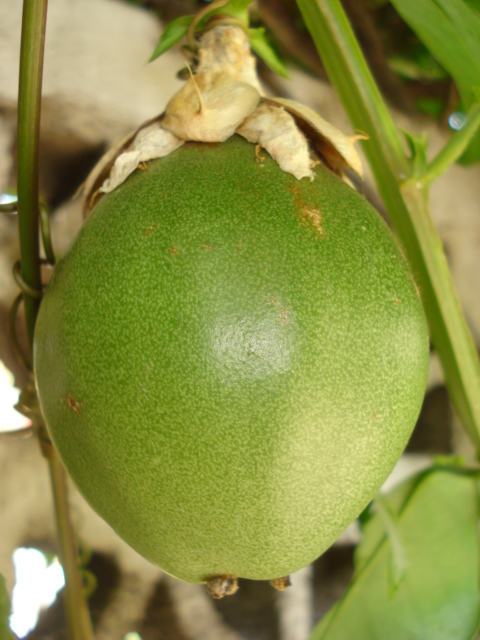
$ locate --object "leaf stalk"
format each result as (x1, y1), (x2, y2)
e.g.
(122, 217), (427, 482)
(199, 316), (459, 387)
(421, 103), (480, 187)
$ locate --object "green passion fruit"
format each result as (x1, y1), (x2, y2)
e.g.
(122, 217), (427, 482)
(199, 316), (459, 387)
(34, 135), (429, 585)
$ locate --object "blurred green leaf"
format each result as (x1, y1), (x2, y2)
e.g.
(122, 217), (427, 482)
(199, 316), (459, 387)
(388, 56), (447, 81)
(389, 0), (480, 162)
(0, 575), (12, 640)
(389, 0), (480, 105)
(249, 28), (291, 78)
(149, 15), (194, 62)
(416, 97), (446, 119)
(310, 468), (480, 640)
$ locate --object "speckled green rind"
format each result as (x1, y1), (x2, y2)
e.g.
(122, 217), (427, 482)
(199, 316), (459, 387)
(34, 135), (429, 583)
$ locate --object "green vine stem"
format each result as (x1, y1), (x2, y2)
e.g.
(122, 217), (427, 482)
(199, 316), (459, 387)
(17, 0), (45, 349)
(420, 102), (480, 188)
(295, 0), (480, 453)
(17, 0), (94, 637)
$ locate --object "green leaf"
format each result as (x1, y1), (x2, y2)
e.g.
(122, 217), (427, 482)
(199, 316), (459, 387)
(310, 468), (480, 640)
(149, 15), (194, 62)
(389, 0), (480, 106)
(0, 575), (12, 640)
(416, 97), (446, 119)
(249, 28), (291, 79)
(388, 56), (447, 82)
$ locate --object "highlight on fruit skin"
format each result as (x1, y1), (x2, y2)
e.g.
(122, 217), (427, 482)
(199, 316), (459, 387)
(33, 20), (430, 596)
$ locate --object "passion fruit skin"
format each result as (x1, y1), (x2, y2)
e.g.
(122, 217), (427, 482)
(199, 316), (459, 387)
(34, 135), (429, 584)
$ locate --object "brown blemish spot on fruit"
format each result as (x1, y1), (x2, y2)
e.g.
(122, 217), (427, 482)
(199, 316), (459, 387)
(288, 185), (323, 238)
(372, 412), (377, 420)
(255, 144), (265, 163)
(144, 224), (157, 236)
(394, 297), (401, 305)
(206, 574), (239, 599)
(169, 247), (178, 254)
(299, 203), (323, 238)
(267, 298), (289, 324)
(63, 392), (83, 418)
(270, 576), (291, 591)
(200, 243), (215, 251)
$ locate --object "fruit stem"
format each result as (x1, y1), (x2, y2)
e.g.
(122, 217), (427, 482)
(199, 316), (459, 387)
(17, 0), (94, 637)
(187, 0), (229, 50)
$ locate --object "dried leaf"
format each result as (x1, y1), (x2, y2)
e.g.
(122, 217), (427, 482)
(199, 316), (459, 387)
(237, 102), (313, 180)
(265, 98), (363, 177)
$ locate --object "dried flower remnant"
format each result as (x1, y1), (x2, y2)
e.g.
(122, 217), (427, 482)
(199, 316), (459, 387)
(270, 576), (292, 590)
(100, 124), (184, 194)
(206, 574), (239, 599)
(82, 25), (362, 216)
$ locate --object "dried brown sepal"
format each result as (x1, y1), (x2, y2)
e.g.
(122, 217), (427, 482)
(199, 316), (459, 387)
(270, 576), (292, 591)
(99, 123), (184, 194)
(205, 574), (239, 599)
(263, 97), (363, 178)
(82, 114), (163, 217)
(237, 102), (313, 180)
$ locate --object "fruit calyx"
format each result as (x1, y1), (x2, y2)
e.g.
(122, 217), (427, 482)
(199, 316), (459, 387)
(206, 574), (239, 599)
(83, 25), (362, 215)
